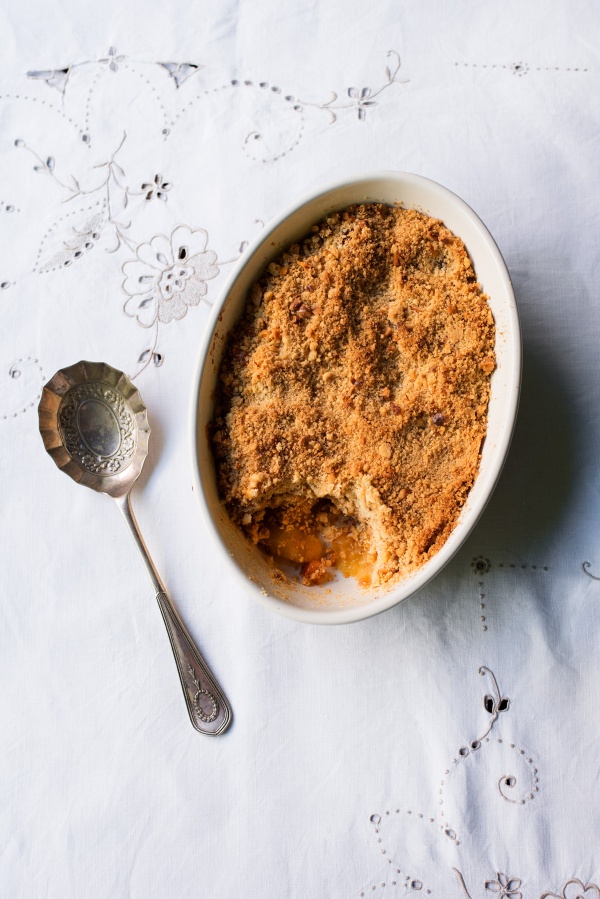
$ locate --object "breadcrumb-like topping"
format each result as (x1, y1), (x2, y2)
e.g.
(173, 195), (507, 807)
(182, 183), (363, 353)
(211, 203), (495, 588)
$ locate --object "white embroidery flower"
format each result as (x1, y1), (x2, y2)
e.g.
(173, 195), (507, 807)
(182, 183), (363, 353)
(141, 173), (172, 202)
(122, 225), (219, 326)
(471, 555), (491, 575)
(99, 46), (126, 72)
(485, 873), (522, 899)
(510, 61), (529, 77)
(541, 880), (600, 899)
(347, 86), (378, 120)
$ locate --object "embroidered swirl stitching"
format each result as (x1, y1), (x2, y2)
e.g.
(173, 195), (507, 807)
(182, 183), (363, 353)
(358, 660), (539, 896)
(454, 871), (600, 899)
(5, 131), (250, 376)
(582, 561), (600, 581)
(0, 358), (44, 422)
(471, 557), (549, 633)
(454, 62), (588, 76)
(0, 47), (407, 384)
(20, 47), (407, 159)
(438, 666), (538, 844)
(363, 809), (440, 894)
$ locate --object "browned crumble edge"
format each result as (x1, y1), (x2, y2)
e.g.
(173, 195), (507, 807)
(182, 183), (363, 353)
(210, 203), (495, 589)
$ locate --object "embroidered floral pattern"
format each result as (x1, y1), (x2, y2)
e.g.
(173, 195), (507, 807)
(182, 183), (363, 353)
(3, 33), (600, 899)
(440, 868), (600, 899)
(457, 667), (510, 753)
(141, 173), (172, 202)
(99, 46), (126, 72)
(3, 48), (408, 383)
(20, 47), (407, 159)
(510, 62), (529, 77)
(359, 662), (539, 897)
(122, 225), (219, 326)
(16, 132), (140, 267)
(455, 870), (523, 899)
(438, 665), (538, 846)
(541, 880), (600, 899)
(299, 50), (407, 124)
(472, 556), (491, 575)
(346, 86), (378, 120)
(11, 130), (250, 377)
(485, 873), (522, 898)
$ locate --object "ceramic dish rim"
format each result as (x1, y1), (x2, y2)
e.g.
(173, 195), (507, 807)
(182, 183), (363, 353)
(189, 171), (521, 625)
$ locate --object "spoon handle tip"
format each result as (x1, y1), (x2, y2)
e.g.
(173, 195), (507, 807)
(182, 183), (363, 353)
(156, 590), (232, 736)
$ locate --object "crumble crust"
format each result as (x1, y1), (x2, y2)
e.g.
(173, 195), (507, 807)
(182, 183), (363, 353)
(210, 203), (495, 588)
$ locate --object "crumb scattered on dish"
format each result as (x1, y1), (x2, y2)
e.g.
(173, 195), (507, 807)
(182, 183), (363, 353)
(211, 203), (495, 589)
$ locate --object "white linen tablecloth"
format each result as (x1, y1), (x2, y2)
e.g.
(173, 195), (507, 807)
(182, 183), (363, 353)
(2, 2), (600, 896)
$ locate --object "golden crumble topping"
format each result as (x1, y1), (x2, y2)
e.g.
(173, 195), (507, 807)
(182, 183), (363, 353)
(210, 203), (495, 589)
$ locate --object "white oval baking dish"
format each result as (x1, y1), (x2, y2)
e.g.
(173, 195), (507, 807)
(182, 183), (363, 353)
(190, 173), (520, 624)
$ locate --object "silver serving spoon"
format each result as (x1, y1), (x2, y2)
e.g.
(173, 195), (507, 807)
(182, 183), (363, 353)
(38, 360), (231, 735)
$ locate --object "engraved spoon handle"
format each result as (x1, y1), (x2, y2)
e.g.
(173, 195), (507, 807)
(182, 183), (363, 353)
(115, 493), (232, 735)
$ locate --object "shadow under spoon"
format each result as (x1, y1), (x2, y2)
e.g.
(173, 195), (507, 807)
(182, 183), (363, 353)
(38, 360), (232, 735)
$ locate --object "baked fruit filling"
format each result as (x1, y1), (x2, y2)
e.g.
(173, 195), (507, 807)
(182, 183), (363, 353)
(210, 203), (495, 590)
(250, 498), (375, 587)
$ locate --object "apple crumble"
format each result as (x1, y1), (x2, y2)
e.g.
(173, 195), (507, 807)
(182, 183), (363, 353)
(210, 203), (495, 589)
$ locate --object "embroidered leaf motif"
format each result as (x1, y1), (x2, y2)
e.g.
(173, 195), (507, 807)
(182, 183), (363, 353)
(159, 62), (201, 88)
(26, 68), (70, 94)
(36, 206), (107, 273)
